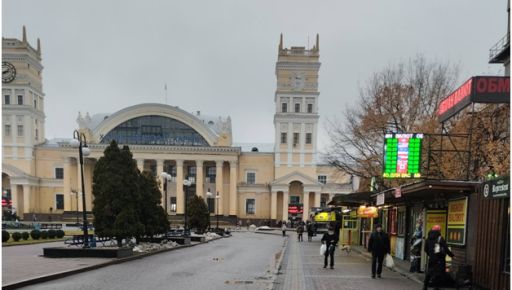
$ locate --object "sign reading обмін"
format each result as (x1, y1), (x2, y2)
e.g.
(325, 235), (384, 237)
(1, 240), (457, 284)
(437, 76), (510, 122)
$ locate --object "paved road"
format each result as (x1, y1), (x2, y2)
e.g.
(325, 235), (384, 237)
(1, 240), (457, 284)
(19, 232), (285, 290)
(275, 233), (422, 290)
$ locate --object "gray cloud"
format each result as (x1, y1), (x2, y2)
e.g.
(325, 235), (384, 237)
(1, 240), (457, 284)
(2, 0), (506, 151)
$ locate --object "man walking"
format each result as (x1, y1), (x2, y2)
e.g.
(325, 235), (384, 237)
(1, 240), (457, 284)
(321, 226), (338, 269)
(368, 224), (390, 278)
(423, 225), (454, 290)
(296, 223), (304, 242)
(281, 222), (287, 237)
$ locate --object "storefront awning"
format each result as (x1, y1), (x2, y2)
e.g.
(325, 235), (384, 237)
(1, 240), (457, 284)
(372, 180), (480, 204)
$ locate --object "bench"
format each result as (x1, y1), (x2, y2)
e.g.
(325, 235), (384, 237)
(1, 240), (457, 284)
(64, 235), (114, 247)
(40, 223), (63, 230)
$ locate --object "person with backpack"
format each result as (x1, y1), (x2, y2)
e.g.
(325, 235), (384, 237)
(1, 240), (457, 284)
(423, 225), (454, 290)
(296, 223), (304, 242)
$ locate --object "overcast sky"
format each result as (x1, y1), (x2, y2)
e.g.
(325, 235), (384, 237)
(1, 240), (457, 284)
(2, 0), (507, 151)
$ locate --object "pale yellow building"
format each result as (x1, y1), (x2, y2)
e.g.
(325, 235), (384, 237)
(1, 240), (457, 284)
(2, 29), (354, 224)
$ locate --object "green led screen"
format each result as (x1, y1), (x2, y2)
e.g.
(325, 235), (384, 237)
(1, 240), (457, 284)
(383, 133), (423, 178)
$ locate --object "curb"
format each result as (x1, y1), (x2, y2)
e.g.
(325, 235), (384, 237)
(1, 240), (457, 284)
(2, 236), (225, 290)
(350, 246), (424, 285)
(270, 236), (289, 290)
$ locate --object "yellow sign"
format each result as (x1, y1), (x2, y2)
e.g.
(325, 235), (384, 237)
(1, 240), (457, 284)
(447, 198), (467, 245)
(357, 206), (378, 218)
(426, 210), (447, 238)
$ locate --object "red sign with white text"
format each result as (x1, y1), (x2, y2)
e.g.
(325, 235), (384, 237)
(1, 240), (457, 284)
(437, 76), (510, 122)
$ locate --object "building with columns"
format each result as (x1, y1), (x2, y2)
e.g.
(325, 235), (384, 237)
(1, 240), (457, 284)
(2, 29), (354, 223)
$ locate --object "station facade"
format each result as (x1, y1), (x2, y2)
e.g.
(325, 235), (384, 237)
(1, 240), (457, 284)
(2, 29), (353, 223)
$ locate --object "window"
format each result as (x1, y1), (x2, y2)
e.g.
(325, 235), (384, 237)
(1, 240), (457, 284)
(35, 129), (39, 141)
(306, 133), (312, 144)
(389, 208), (397, 235)
(4, 95), (10, 105)
(4, 125), (11, 137)
(55, 194), (64, 210)
(55, 168), (64, 179)
(318, 175), (327, 184)
(282, 103), (287, 113)
(280, 132), (287, 144)
(295, 103), (300, 113)
(246, 172), (256, 184)
(17, 125), (23, 137)
(187, 166), (196, 177)
(290, 196), (300, 204)
(17, 95), (23, 105)
(293, 133), (299, 146)
(170, 197), (177, 212)
(307, 103), (313, 113)
(34, 99), (37, 109)
(206, 167), (216, 180)
(246, 199), (255, 214)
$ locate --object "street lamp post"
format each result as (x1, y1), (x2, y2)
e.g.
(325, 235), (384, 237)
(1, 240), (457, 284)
(215, 191), (220, 230)
(70, 130), (91, 248)
(183, 179), (192, 237)
(206, 189), (213, 231)
(75, 192), (80, 225)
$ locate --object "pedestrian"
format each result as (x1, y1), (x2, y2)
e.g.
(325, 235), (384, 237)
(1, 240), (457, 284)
(296, 223), (304, 242)
(321, 226), (338, 269)
(423, 225), (454, 290)
(368, 224), (390, 278)
(307, 222), (314, 242)
(247, 219), (251, 230)
(281, 222), (287, 237)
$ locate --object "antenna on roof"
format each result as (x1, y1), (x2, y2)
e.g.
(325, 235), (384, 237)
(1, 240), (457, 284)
(164, 83), (168, 105)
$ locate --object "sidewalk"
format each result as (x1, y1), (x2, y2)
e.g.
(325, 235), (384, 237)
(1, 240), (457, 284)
(2, 237), (222, 288)
(275, 233), (423, 290)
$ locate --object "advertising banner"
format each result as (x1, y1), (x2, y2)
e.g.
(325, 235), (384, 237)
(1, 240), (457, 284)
(482, 176), (510, 199)
(426, 210), (447, 238)
(357, 206), (378, 218)
(446, 198), (468, 245)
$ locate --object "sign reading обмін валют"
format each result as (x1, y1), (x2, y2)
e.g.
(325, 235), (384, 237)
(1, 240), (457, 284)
(482, 176), (510, 199)
(437, 76), (510, 122)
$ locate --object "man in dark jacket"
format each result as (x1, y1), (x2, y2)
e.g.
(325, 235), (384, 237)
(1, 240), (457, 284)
(321, 226), (338, 269)
(368, 224), (390, 278)
(423, 225), (454, 290)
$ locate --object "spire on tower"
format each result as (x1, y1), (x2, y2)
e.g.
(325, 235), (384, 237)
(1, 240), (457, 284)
(22, 25), (27, 43)
(37, 38), (41, 56)
(279, 33), (283, 51)
(315, 34), (319, 51)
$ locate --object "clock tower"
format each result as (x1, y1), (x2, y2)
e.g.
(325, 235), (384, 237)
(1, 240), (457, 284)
(2, 26), (45, 172)
(274, 34), (321, 179)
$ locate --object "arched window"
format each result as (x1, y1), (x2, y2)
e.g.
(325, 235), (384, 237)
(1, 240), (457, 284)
(100, 115), (209, 146)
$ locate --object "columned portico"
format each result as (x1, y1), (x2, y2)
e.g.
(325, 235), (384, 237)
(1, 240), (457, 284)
(23, 184), (31, 214)
(282, 191), (289, 221)
(229, 161), (237, 216)
(314, 192), (321, 207)
(176, 160), (184, 214)
(215, 160), (224, 215)
(302, 192), (309, 221)
(271, 191), (277, 220)
(196, 160), (204, 198)
(63, 157), (72, 211)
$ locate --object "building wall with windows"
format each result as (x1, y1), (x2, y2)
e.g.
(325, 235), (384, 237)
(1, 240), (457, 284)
(2, 30), (354, 222)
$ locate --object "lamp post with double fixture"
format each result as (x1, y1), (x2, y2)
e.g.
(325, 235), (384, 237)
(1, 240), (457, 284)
(183, 179), (192, 237)
(69, 130), (91, 248)
(160, 172), (172, 215)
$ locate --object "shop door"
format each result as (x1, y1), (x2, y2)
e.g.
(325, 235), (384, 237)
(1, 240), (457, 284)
(341, 211), (359, 246)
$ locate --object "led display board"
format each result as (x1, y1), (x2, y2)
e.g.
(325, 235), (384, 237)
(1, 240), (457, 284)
(383, 133), (423, 178)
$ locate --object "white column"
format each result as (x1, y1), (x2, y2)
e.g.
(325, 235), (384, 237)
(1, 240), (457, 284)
(156, 159), (164, 205)
(23, 185), (31, 214)
(303, 192), (310, 221)
(176, 160), (184, 214)
(196, 160), (204, 198)
(63, 157), (72, 211)
(271, 191), (277, 220)
(215, 160), (224, 215)
(136, 158), (144, 173)
(282, 191), (289, 221)
(229, 161), (238, 216)
(314, 192), (321, 207)
(11, 185), (19, 218)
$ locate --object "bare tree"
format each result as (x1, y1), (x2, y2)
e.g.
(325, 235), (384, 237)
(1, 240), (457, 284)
(324, 55), (460, 190)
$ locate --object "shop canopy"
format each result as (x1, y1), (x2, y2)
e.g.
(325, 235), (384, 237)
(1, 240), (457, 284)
(328, 191), (373, 207)
(371, 180), (480, 204)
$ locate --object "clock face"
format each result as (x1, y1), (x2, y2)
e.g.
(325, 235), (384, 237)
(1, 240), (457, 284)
(292, 73), (305, 90)
(2, 62), (16, 83)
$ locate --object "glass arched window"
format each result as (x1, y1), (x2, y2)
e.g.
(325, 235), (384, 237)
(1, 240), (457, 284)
(100, 115), (209, 146)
